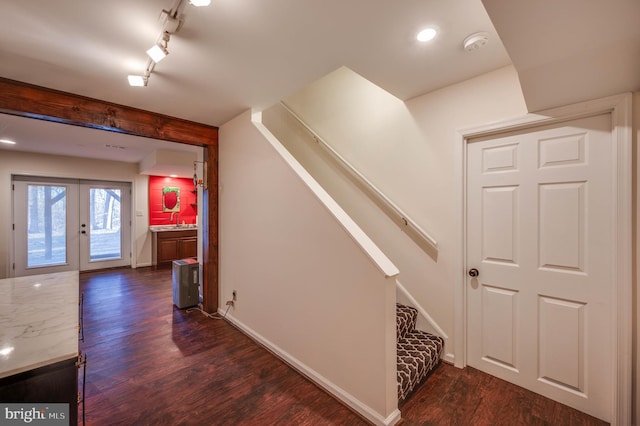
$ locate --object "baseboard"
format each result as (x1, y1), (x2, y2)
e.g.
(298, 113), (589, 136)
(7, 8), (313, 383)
(444, 353), (455, 365)
(221, 310), (402, 426)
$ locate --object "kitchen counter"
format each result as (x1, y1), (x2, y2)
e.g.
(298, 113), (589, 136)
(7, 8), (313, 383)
(0, 271), (79, 379)
(149, 224), (198, 232)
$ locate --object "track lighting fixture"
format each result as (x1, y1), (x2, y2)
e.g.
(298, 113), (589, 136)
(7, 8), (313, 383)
(146, 44), (168, 63)
(127, 0), (210, 87)
(147, 32), (170, 63)
(127, 74), (148, 87)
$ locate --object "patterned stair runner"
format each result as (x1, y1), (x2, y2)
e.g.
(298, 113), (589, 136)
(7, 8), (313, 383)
(397, 303), (444, 401)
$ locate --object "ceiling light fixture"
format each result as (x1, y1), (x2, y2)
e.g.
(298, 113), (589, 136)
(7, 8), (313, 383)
(147, 32), (170, 63)
(128, 74), (148, 87)
(147, 44), (168, 63)
(417, 27), (437, 42)
(0, 139), (16, 145)
(128, 0), (210, 88)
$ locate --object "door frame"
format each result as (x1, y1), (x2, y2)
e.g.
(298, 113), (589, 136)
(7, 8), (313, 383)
(454, 93), (632, 425)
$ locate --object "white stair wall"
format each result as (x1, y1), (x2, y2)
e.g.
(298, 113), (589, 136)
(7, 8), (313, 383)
(219, 109), (401, 425)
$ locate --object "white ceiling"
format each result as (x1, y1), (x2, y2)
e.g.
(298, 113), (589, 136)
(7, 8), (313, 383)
(483, 0), (640, 112)
(0, 113), (201, 173)
(0, 0), (638, 170)
(0, 0), (511, 127)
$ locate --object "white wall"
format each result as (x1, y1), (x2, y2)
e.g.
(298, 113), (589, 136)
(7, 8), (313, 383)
(219, 110), (400, 425)
(0, 150), (151, 277)
(277, 65), (528, 362)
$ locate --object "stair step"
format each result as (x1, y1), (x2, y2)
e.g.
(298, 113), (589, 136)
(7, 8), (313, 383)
(396, 303), (418, 340)
(396, 304), (444, 402)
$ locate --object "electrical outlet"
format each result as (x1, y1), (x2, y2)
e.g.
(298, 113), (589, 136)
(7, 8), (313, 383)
(232, 290), (237, 301)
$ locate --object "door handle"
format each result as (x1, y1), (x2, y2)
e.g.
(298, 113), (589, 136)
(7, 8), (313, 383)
(468, 268), (479, 277)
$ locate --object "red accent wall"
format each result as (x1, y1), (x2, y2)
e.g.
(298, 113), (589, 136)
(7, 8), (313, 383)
(149, 176), (198, 226)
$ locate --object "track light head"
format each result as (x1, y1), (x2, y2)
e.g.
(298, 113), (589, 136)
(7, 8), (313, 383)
(147, 44), (168, 63)
(127, 74), (148, 87)
(147, 32), (170, 63)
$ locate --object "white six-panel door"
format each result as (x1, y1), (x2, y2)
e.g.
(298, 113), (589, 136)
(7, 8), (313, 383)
(466, 113), (613, 421)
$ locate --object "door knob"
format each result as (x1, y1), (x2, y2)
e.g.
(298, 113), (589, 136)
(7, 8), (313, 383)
(468, 268), (479, 277)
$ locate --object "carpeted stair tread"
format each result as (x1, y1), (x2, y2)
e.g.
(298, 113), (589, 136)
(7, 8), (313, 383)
(396, 303), (418, 340)
(396, 304), (444, 401)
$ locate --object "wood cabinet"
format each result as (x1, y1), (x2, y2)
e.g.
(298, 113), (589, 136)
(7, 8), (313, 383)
(154, 230), (197, 266)
(0, 357), (78, 425)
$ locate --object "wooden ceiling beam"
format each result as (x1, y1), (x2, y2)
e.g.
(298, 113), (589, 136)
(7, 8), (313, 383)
(0, 77), (218, 146)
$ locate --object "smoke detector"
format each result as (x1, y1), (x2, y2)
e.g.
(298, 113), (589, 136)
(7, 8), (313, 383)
(463, 32), (489, 51)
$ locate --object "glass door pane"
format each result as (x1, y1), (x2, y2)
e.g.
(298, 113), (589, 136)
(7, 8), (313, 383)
(12, 177), (79, 277)
(89, 188), (122, 261)
(79, 181), (131, 271)
(27, 185), (67, 267)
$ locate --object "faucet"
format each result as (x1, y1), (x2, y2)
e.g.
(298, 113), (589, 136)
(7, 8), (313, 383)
(170, 212), (179, 225)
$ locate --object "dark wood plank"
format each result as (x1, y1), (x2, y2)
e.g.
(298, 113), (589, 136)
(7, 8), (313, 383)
(80, 268), (609, 425)
(0, 78), (219, 314)
(0, 78), (218, 146)
(202, 144), (219, 313)
(79, 267), (365, 425)
(400, 363), (609, 426)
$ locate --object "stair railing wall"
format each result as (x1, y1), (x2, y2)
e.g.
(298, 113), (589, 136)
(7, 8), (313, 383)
(280, 101), (438, 260)
(219, 110), (401, 425)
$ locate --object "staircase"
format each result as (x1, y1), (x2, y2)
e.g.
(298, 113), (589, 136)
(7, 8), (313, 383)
(396, 303), (444, 401)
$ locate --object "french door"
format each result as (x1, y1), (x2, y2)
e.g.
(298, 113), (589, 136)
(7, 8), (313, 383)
(12, 177), (131, 276)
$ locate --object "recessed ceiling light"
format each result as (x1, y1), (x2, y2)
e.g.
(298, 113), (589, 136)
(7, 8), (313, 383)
(190, 0), (211, 6)
(0, 139), (16, 145)
(417, 28), (437, 42)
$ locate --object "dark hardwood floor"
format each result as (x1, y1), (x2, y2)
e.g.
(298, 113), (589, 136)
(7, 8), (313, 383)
(79, 267), (608, 426)
(400, 365), (607, 426)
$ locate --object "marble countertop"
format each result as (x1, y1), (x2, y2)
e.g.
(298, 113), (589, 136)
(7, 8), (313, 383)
(149, 224), (198, 233)
(0, 271), (79, 379)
